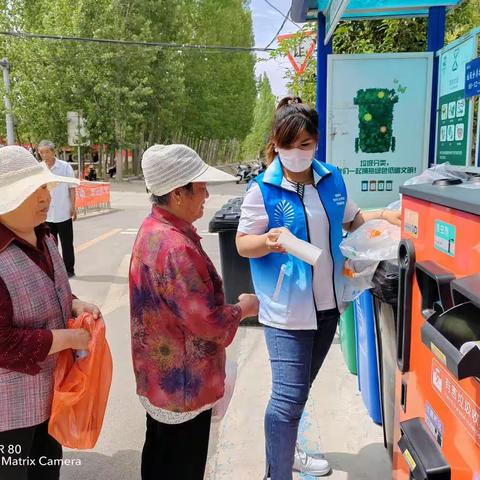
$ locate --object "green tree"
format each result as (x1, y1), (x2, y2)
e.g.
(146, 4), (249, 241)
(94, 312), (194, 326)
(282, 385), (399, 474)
(181, 0), (257, 140)
(0, 0), (257, 159)
(241, 73), (276, 159)
(0, 0), (159, 150)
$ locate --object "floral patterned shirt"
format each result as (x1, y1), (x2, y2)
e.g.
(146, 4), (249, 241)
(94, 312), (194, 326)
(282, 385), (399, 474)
(129, 206), (242, 413)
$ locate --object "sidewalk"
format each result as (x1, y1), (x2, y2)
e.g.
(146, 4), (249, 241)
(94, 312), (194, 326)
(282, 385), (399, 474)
(205, 327), (391, 480)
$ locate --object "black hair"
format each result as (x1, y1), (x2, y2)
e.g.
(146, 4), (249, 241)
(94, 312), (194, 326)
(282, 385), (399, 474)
(266, 96), (318, 164)
(149, 183), (194, 206)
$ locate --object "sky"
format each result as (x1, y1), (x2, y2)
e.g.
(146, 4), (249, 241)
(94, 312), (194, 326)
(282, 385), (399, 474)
(250, 0), (301, 97)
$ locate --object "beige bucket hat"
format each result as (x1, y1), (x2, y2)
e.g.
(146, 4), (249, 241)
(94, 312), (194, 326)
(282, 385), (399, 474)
(142, 144), (236, 197)
(0, 145), (79, 215)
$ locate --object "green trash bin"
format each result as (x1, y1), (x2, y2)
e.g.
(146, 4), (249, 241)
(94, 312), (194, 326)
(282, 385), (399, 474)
(339, 302), (357, 375)
(354, 88), (399, 154)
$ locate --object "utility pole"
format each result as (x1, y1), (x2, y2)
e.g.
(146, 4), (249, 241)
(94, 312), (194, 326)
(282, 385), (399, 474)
(0, 58), (15, 145)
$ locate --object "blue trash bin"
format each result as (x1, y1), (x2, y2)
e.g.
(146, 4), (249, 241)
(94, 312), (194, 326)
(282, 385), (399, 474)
(354, 290), (382, 425)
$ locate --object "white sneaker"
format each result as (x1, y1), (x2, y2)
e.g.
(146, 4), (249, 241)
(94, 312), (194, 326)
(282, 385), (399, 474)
(293, 444), (331, 476)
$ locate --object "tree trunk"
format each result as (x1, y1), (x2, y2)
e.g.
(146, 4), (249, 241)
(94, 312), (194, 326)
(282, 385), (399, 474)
(115, 148), (123, 182)
(134, 145), (143, 176)
(114, 117), (124, 181)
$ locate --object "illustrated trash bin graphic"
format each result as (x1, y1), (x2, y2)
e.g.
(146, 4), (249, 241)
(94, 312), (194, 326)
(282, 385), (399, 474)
(371, 259), (399, 459)
(354, 88), (399, 154)
(353, 290), (382, 425)
(209, 197), (258, 325)
(339, 302), (357, 375)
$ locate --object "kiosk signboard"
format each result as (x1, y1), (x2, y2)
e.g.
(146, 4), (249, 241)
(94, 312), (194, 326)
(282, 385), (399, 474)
(436, 31), (478, 166)
(327, 53), (433, 209)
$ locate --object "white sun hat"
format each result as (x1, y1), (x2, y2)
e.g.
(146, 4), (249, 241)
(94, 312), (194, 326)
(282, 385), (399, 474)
(0, 145), (79, 215)
(142, 144), (236, 197)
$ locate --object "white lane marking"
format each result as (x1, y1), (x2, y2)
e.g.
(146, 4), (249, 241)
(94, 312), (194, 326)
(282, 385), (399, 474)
(100, 254), (131, 317)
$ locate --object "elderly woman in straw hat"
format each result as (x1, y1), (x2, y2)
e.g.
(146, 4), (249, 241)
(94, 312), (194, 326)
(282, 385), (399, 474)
(0, 146), (101, 480)
(130, 144), (259, 480)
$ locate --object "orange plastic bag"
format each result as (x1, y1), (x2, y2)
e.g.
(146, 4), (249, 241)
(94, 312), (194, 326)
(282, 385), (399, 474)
(48, 312), (113, 449)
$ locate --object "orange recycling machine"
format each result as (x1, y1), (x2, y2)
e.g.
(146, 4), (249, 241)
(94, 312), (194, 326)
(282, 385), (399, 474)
(392, 178), (480, 480)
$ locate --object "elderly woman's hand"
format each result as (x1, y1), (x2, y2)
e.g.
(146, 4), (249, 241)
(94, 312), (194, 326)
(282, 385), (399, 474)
(238, 294), (259, 320)
(72, 299), (102, 320)
(49, 328), (91, 355)
(70, 328), (91, 350)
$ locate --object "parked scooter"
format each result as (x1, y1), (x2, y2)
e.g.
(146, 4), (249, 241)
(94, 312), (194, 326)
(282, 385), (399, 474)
(250, 161), (265, 178)
(236, 164), (253, 184)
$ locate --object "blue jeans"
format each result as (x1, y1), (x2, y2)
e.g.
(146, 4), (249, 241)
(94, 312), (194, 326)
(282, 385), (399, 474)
(264, 309), (339, 480)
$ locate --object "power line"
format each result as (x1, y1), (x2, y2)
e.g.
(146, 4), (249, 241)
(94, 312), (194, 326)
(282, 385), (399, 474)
(264, 7), (291, 49)
(262, 0), (300, 29)
(0, 31), (275, 53)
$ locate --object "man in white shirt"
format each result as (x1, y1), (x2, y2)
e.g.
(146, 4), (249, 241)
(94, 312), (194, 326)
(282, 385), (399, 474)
(38, 140), (77, 277)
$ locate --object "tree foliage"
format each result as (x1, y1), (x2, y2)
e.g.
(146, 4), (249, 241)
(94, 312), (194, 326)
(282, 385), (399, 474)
(0, 0), (256, 156)
(241, 73), (276, 159)
(181, 0), (256, 140)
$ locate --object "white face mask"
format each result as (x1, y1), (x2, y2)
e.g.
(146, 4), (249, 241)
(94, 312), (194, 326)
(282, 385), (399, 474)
(277, 147), (315, 173)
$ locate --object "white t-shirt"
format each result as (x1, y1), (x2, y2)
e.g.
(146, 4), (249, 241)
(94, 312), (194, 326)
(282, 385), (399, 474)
(46, 159), (76, 223)
(237, 178), (359, 311)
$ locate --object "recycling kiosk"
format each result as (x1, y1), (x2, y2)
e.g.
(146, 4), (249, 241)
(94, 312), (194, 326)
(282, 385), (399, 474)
(393, 178), (480, 479)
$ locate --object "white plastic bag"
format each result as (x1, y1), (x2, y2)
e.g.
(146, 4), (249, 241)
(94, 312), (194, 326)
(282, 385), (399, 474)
(340, 219), (400, 302)
(404, 162), (468, 186)
(386, 199), (401, 211)
(212, 357), (237, 422)
(389, 163), (469, 210)
(340, 219), (400, 261)
(342, 259), (379, 302)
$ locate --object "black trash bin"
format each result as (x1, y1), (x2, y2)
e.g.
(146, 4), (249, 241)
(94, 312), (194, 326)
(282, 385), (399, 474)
(371, 259), (399, 460)
(209, 197), (258, 325)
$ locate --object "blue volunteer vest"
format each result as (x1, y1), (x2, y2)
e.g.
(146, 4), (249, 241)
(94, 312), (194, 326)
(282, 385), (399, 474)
(249, 157), (347, 329)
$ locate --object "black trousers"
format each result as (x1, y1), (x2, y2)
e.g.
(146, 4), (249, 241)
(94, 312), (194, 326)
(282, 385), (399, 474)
(0, 420), (63, 480)
(141, 410), (212, 480)
(47, 219), (75, 274)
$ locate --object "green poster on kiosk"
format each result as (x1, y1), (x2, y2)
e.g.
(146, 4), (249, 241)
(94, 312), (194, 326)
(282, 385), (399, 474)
(436, 90), (470, 165)
(436, 29), (479, 166)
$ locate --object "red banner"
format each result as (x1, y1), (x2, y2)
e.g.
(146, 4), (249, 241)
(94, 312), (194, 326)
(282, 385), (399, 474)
(76, 181), (110, 210)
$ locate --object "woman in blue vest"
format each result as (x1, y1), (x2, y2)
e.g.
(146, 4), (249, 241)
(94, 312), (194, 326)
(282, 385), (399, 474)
(236, 97), (400, 480)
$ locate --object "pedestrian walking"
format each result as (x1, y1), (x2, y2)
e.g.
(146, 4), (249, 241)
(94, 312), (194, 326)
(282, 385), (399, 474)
(38, 140), (77, 277)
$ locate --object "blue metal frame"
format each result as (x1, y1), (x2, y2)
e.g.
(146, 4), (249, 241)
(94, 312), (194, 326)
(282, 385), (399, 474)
(427, 6), (446, 165)
(291, 0), (465, 22)
(316, 13), (332, 162)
